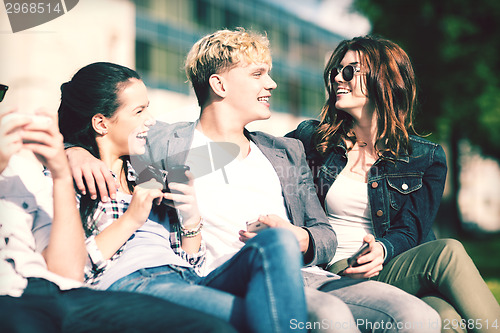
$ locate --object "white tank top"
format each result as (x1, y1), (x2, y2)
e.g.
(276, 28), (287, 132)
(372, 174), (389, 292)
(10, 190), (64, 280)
(324, 173), (374, 265)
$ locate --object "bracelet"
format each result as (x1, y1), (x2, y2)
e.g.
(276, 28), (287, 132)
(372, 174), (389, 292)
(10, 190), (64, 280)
(180, 217), (204, 238)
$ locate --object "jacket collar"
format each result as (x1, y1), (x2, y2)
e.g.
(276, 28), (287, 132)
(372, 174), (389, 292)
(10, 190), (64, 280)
(332, 140), (410, 163)
(166, 124), (291, 178)
(165, 123), (290, 168)
(247, 130), (287, 161)
(166, 122), (197, 167)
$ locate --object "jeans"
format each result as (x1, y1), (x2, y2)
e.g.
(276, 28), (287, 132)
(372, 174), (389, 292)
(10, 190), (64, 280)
(375, 239), (500, 333)
(304, 287), (360, 332)
(303, 272), (441, 332)
(329, 239), (500, 333)
(0, 277), (236, 333)
(109, 228), (308, 333)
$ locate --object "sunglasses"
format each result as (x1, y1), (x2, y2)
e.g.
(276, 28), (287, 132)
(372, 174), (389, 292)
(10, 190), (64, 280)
(331, 64), (362, 82)
(0, 84), (7, 103)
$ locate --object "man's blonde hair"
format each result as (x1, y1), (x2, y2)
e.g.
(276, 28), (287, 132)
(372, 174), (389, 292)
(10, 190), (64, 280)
(185, 28), (272, 107)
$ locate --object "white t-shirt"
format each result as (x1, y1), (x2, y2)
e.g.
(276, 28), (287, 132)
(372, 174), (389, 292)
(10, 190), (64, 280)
(0, 154), (82, 297)
(187, 130), (289, 275)
(324, 173), (374, 266)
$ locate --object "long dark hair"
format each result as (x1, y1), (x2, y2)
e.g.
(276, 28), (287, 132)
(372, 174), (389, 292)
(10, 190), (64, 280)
(58, 62), (141, 235)
(315, 35), (417, 158)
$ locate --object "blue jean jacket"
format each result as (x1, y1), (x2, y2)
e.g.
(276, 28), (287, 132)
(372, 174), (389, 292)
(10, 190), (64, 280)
(286, 120), (447, 263)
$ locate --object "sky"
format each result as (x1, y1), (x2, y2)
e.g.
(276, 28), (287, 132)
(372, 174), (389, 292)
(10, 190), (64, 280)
(263, 0), (371, 38)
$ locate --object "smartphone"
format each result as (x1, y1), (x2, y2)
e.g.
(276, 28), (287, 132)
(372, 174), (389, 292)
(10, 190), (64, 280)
(246, 218), (270, 233)
(346, 243), (370, 268)
(162, 165), (190, 205)
(166, 165), (190, 185)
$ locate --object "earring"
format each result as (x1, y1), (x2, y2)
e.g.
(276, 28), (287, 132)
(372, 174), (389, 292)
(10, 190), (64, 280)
(101, 130), (108, 135)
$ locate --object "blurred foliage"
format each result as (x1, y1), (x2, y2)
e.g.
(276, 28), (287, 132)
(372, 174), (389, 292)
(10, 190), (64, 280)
(352, 0), (500, 159)
(486, 279), (500, 303)
(462, 233), (500, 299)
(462, 233), (500, 278)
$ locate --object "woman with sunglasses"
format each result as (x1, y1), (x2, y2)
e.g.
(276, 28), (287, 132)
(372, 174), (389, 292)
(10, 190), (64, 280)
(287, 35), (499, 332)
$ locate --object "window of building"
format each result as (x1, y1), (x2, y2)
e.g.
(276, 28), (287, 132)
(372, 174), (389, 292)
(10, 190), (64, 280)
(193, 0), (210, 27)
(136, 40), (151, 73)
(135, 0), (151, 10)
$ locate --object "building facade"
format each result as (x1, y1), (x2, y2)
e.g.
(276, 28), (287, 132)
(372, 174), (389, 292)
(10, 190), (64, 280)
(133, 0), (344, 123)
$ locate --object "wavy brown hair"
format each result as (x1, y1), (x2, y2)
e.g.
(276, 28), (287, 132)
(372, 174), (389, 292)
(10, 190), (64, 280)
(315, 35), (417, 158)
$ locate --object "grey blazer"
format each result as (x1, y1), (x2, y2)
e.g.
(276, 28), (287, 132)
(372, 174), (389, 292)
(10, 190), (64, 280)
(142, 121), (337, 267)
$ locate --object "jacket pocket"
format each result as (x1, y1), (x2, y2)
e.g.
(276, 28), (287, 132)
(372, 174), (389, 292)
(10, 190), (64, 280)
(10, 195), (37, 212)
(386, 174), (422, 211)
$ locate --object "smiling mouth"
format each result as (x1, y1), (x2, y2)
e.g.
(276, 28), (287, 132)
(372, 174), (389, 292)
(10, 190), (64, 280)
(136, 132), (148, 139)
(336, 88), (350, 95)
(258, 96), (270, 102)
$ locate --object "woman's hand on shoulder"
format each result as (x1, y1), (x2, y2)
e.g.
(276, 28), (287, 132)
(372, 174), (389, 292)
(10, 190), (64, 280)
(342, 234), (384, 279)
(66, 146), (118, 202)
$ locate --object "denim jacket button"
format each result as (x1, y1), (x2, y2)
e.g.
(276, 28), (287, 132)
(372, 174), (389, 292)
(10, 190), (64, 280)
(371, 182), (378, 189)
(401, 183), (408, 190)
(376, 210), (384, 217)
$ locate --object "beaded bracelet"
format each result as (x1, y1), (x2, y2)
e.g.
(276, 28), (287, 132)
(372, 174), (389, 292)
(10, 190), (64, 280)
(180, 217), (204, 238)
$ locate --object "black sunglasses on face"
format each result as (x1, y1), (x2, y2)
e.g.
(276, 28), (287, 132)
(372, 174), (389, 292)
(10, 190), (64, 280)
(0, 84), (7, 103)
(331, 64), (362, 82)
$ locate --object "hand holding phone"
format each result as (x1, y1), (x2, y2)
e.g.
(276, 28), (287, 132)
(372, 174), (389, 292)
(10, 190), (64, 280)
(246, 218), (270, 233)
(346, 243), (370, 268)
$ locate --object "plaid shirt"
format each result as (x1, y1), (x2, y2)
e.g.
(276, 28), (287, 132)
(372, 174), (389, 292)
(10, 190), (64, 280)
(82, 162), (205, 285)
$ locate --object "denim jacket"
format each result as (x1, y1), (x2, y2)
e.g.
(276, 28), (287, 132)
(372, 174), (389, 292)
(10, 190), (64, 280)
(286, 120), (447, 263)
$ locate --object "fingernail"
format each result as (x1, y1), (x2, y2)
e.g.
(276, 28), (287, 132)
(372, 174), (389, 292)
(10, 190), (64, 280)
(110, 193), (116, 200)
(81, 190), (86, 195)
(91, 195), (97, 200)
(102, 196), (109, 203)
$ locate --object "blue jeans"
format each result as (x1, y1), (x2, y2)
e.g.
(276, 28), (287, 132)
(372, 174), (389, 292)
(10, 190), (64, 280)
(304, 273), (442, 332)
(304, 287), (359, 332)
(109, 228), (308, 333)
(0, 277), (236, 333)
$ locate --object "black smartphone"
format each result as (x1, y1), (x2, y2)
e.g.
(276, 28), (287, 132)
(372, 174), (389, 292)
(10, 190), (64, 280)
(162, 165), (190, 205)
(346, 243), (370, 268)
(166, 165), (190, 185)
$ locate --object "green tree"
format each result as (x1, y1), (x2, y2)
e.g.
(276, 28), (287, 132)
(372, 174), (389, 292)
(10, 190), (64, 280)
(352, 0), (500, 234)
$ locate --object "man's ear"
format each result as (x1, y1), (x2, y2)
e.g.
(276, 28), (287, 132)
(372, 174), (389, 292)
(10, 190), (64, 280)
(92, 114), (109, 136)
(208, 74), (226, 98)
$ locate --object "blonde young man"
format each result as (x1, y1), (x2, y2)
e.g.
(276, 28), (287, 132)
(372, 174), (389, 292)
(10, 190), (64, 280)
(66, 29), (440, 332)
